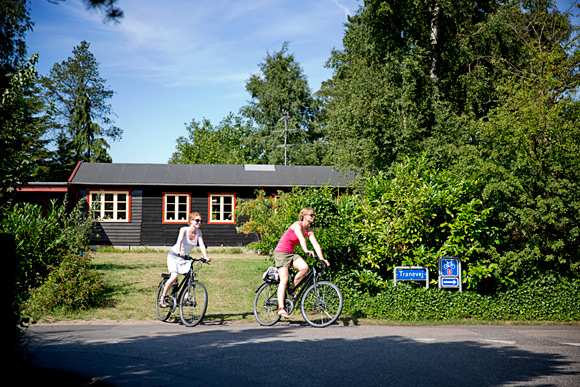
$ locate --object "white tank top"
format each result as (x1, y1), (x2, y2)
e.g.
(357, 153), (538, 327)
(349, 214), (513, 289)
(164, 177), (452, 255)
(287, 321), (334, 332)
(171, 228), (199, 256)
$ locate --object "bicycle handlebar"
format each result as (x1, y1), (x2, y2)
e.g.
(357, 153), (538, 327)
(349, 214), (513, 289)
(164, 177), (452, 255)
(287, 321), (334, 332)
(184, 255), (210, 264)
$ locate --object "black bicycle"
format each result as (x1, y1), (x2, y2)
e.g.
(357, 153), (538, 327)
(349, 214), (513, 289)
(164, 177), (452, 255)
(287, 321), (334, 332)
(156, 256), (209, 327)
(253, 256), (343, 328)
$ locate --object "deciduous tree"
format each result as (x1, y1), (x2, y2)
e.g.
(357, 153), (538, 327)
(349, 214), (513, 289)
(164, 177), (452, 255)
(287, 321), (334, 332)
(170, 113), (259, 165)
(241, 42), (324, 165)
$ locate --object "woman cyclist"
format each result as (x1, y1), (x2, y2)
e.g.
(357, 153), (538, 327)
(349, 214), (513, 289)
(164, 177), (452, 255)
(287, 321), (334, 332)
(273, 207), (329, 318)
(159, 212), (210, 308)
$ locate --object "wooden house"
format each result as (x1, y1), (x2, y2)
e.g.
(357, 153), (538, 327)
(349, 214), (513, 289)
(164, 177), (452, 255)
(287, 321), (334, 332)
(42, 162), (355, 247)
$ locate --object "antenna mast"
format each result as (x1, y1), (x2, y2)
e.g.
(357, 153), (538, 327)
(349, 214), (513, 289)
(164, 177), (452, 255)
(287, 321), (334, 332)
(274, 110), (298, 165)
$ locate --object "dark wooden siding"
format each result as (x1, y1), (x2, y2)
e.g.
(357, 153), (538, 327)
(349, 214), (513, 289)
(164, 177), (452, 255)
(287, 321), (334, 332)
(82, 185), (284, 247)
(138, 186), (262, 247)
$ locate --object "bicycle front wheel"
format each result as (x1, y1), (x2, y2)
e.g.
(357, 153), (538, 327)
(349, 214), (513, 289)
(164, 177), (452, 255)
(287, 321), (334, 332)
(156, 278), (174, 321)
(301, 280), (343, 327)
(254, 282), (281, 326)
(179, 281), (208, 327)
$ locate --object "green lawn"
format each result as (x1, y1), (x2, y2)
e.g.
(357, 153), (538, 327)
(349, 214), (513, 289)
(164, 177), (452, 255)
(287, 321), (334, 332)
(31, 251), (303, 324)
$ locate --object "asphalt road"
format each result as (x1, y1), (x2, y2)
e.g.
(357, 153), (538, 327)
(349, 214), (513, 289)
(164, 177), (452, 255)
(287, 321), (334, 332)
(24, 321), (580, 386)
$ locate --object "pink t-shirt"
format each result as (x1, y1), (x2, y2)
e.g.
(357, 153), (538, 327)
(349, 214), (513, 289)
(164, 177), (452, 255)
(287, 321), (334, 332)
(274, 221), (311, 253)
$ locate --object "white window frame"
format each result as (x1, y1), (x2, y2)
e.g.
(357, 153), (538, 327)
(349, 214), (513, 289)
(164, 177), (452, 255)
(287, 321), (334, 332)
(88, 190), (130, 222)
(208, 193), (236, 224)
(163, 193), (191, 224)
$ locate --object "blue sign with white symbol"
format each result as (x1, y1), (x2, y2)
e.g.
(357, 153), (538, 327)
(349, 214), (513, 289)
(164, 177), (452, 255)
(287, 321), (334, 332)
(441, 259), (458, 276)
(438, 256), (462, 291)
(441, 278), (459, 287)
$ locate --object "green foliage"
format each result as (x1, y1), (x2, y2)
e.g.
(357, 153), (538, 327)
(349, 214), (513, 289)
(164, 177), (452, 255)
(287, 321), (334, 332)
(0, 197), (94, 308)
(236, 185), (357, 262)
(236, 155), (505, 292)
(170, 113), (260, 164)
(322, 0), (509, 172)
(0, 0), (33, 72)
(0, 53), (46, 205)
(69, 83), (112, 162)
(25, 254), (105, 314)
(450, 2), (580, 280)
(354, 154), (501, 290)
(315, 0), (580, 294)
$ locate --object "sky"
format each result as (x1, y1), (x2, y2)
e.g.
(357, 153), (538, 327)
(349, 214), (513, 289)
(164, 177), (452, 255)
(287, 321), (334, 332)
(26, 0), (361, 164)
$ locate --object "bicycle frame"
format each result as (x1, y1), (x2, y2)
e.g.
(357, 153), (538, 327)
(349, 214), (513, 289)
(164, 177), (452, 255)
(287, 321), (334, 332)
(287, 260), (324, 304)
(254, 258), (326, 315)
(164, 258), (203, 308)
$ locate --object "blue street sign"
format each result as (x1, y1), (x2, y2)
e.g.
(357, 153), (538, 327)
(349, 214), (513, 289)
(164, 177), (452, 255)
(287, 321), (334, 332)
(396, 269), (427, 280)
(441, 277), (459, 287)
(394, 266), (429, 288)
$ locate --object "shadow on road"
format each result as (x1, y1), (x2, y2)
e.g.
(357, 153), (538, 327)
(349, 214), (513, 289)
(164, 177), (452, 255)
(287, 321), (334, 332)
(25, 324), (579, 387)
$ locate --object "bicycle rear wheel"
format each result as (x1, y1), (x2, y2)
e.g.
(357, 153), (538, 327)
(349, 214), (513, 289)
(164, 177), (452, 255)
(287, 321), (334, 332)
(156, 278), (174, 321)
(301, 280), (343, 327)
(254, 282), (281, 326)
(179, 281), (208, 327)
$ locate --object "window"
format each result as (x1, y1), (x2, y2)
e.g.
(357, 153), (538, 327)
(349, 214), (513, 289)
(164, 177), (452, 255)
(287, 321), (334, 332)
(209, 193), (235, 224)
(89, 190), (130, 222)
(163, 193), (190, 223)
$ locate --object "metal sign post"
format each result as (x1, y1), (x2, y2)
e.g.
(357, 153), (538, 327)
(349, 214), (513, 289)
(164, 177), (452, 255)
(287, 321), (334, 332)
(438, 256), (462, 291)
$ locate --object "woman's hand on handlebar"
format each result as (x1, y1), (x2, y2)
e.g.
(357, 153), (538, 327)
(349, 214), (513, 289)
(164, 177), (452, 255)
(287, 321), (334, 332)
(307, 251), (329, 267)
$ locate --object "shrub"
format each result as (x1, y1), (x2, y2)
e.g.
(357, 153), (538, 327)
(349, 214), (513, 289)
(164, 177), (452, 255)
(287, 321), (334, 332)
(352, 154), (501, 291)
(236, 154), (578, 295)
(25, 254), (105, 315)
(236, 185), (360, 268)
(0, 196), (94, 319)
(335, 275), (580, 322)
(236, 155), (504, 292)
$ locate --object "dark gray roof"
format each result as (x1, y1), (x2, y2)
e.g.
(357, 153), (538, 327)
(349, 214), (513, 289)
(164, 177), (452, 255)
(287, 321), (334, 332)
(69, 163), (355, 188)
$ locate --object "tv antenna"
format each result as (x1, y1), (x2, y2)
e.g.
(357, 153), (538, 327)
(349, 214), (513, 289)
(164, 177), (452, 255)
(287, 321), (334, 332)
(274, 110), (299, 165)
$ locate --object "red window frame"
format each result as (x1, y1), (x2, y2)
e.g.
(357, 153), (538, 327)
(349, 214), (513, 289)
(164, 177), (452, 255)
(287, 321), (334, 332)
(207, 193), (236, 224)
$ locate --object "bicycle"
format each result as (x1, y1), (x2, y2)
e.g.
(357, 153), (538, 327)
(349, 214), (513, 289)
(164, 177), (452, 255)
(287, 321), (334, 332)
(253, 255), (343, 328)
(156, 256), (209, 327)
